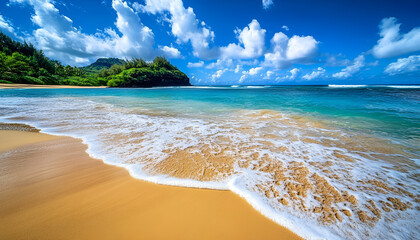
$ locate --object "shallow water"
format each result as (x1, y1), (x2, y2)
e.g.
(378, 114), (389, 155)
(1, 85), (419, 239)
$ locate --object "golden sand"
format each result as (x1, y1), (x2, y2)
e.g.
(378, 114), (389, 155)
(0, 130), (60, 152)
(0, 83), (107, 89)
(0, 130), (301, 240)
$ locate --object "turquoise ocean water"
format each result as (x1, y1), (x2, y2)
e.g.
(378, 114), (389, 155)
(1, 85), (419, 239)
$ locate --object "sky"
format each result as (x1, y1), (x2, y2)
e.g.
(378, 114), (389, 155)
(1, 0), (420, 85)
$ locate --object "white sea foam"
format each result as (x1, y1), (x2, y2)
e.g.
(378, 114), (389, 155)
(177, 86), (235, 89)
(1, 96), (419, 240)
(228, 176), (342, 240)
(328, 84), (420, 89)
(328, 84), (368, 88)
(386, 85), (420, 89)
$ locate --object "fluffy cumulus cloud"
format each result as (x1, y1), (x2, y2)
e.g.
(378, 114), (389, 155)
(159, 45), (181, 58)
(234, 64), (242, 73)
(211, 69), (226, 81)
(111, 0), (154, 57)
(8, 0), (184, 65)
(288, 68), (300, 80)
(187, 61), (204, 68)
(220, 19), (266, 59)
(262, 0), (274, 9)
(302, 67), (325, 80)
(290, 68), (300, 78)
(384, 55), (420, 75)
(138, 0), (216, 59)
(136, 0), (317, 71)
(239, 66), (264, 82)
(206, 58), (234, 69)
(372, 17), (420, 58)
(333, 55), (365, 79)
(248, 66), (263, 75)
(275, 68), (300, 81)
(264, 70), (274, 79)
(264, 32), (318, 69)
(0, 14), (15, 36)
(325, 54), (351, 67)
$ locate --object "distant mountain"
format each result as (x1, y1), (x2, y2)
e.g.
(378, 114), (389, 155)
(81, 58), (125, 73)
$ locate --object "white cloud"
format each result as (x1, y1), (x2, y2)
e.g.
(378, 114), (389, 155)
(286, 36), (319, 60)
(211, 69), (226, 81)
(384, 55), (420, 75)
(302, 67), (325, 80)
(277, 68), (299, 81)
(239, 75), (246, 83)
(264, 32), (318, 69)
(159, 45), (181, 58)
(325, 54), (351, 67)
(0, 14), (15, 35)
(281, 25), (289, 31)
(138, 0), (216, 59)
(264, 70), (274, 79)
(139, 2), (315, 66)
(288, 68), (300, 79)
(220, 19), (266, 59)
(372, 17), (420, 58)
(187, 61), (204, 68)
(9, 0), (162, 65)
(262, 0), (274, 9)
(239, 66), (264, 82)
(206, 58), (233, 69)
(234, 64), (242, 73)
(112, 0), (154, 57)
(332, 55), (365, 79)
(249, 66), (263, 75)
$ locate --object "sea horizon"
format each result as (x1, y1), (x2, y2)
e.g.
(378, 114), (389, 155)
(151, 84), (420, 87)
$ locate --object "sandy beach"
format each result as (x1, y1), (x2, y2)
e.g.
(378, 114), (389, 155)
(0, 129), (301, 240)
(0, 83), (107, 89)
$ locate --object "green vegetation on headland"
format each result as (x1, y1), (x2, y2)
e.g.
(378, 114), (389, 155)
(99, 57), (190, 87)
(81, 58), (125, 74)
(0, 32), (190, 87)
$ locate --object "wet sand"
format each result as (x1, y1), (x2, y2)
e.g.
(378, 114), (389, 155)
(0, 130), (302, 240)
(0, 83), (107, 89)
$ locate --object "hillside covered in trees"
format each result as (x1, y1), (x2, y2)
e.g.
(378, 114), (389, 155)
(0, 32), (190, 87)
(81, 58), (125, 74)
(97, 57), (190, 87)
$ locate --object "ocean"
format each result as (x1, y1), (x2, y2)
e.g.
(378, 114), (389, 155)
(1, 85), (419, 239)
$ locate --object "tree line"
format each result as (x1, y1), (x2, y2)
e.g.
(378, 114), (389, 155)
(0, 31), (189, 87)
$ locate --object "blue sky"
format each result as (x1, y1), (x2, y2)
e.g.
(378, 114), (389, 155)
(1, 0), (420, 85)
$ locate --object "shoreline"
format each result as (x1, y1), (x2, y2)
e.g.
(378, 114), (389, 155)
(0, 83), (108, 89)
(0, 129), (302, 240)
